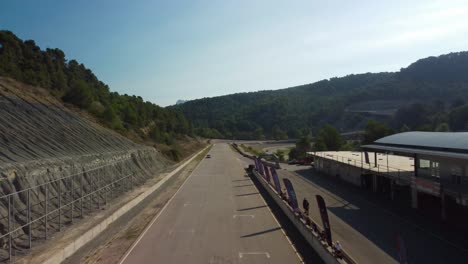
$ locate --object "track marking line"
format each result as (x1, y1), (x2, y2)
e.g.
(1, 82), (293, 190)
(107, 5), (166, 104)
(168, 229), (196, 235)
(238, 252), (270, 258)
(183, 203), (203, 207)
(232, 214), (255, 219)
(118, 149), (208, 264)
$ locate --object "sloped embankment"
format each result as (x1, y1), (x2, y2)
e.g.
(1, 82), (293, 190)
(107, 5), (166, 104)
(0, 77), (171, 259)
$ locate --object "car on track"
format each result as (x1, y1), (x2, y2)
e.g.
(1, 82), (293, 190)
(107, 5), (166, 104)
(206, 154), (211, 158)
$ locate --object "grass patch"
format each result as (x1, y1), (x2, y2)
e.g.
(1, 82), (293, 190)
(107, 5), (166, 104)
(240, 144), (265, 156)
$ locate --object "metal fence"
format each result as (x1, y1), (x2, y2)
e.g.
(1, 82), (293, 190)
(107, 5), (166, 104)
(314, 152), (414, 183)
(0, 158), (145, 262)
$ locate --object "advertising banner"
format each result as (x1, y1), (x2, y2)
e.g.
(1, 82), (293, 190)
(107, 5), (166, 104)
(283, 178), (299, 212)
(316, 194), (332, 246)
(397, 234), (409, 264)
(264, 165), (271, 183)
(271, 168), (282, 194)
(259, 160), (265, 176)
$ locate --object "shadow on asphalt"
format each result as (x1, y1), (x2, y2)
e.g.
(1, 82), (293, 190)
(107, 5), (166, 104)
(241, 227), (282, 238)
(237, 205), (268, 211)
(236, 192), (260, 197)
(250, 173), (324, 264)
(293, 167), (468, 263)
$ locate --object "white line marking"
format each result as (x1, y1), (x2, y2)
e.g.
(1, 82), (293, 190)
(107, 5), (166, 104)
(232, 214), (255, 219)
(238, 252), (270, 258)
(168, 229), (195, 235)
(118, 148), (209, 264)
(183, 203), (203, 207)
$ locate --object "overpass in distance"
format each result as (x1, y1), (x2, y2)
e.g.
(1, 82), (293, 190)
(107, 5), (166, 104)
(119, 143), (302, 264)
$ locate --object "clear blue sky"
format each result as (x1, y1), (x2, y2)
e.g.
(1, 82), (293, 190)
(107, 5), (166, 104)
(2, 0), (468, 106)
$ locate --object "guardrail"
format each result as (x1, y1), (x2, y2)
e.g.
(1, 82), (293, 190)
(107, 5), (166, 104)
(0, 157), (144, 262)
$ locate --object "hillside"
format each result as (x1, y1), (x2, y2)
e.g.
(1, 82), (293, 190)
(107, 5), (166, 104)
(0, 30), (193, 158)
(175, 51), (468, 139)
(0, 77), (178, 258)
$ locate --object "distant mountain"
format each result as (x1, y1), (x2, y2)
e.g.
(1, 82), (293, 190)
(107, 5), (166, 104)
(176, 99), (187, 105)
(175, 51), (468, 139)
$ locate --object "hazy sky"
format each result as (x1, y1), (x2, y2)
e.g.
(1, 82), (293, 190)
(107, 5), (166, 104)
(2, 0), (468, 106)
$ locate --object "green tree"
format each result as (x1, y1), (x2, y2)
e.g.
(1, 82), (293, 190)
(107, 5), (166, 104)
(254, 127), (265, 140)
(363, 120), (393, 144)
(62, 80), (93, 108)
(288, 147), (298, 160)
(449, 104), (468, 131)
(275, 149), (286, 161)
(435, 122), (450, 132)
(102, 106), (123, 130)
(295, 136), (312, 159)
(272, 125), (287, 140)
(313, 124), (342, 151)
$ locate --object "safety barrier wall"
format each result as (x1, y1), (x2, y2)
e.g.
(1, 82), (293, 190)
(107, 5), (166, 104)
(251, 169), (356, 264)
(233, 143), (356, 263)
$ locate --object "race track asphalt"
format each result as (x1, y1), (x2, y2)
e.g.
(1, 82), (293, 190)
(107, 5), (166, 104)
(120, 143), (301, 264)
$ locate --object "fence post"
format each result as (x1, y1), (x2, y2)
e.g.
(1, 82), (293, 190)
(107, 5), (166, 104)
(58, 180), (61, 232)
(45, 185), (48, 239)
(104, 170), (108, 206)
(97, 171), (100, 210)
(8, 195), (12, 261)
(28, 189), (31, 249)
(80, 171), (83, 218)
(70, 177), (74, 224)
(110, 167), (114, 200)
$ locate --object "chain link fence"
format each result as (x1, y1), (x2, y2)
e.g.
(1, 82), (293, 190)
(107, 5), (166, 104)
(0, 157), (149, 262)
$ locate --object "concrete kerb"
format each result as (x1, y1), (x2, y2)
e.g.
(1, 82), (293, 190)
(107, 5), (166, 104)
(43, 145), (210, 264)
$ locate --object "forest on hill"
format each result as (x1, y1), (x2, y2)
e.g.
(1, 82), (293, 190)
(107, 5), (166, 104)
(175, 51), (468, 140)
(0, 30), (194, 160)
(3, 30), (468, 144)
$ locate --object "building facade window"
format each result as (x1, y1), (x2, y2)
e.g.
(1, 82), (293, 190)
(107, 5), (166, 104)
(418, 159), (440, 179)
(451, 166), (462, 184)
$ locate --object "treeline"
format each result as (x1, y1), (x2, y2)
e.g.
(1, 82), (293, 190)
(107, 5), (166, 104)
(0, 30), (192, 151)
(176, 51), (468, 139)
(286, 120), (392, 160)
